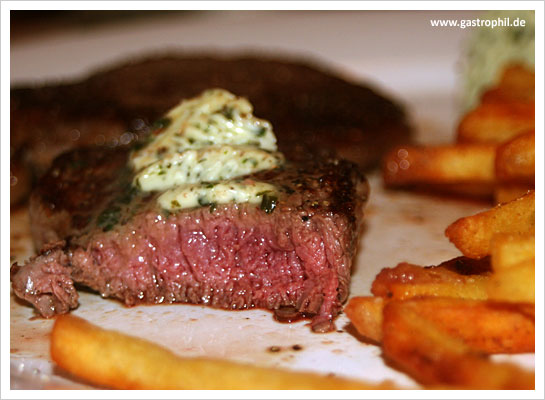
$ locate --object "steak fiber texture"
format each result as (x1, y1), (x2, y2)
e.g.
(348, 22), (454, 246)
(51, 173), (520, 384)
(10, 54), (410, 203)
(11, 147), (368, 332)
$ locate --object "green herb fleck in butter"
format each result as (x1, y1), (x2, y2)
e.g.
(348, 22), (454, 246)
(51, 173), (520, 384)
(130, 89), (283, 212)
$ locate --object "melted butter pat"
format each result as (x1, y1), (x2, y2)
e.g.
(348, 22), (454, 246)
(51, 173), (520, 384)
(130, 89), (283, 211)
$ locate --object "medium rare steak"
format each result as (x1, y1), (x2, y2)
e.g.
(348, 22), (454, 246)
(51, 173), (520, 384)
(11, 146), (368, 332)
(10, 54), (410, 203)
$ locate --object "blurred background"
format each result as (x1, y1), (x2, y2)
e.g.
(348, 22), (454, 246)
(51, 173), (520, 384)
(11, 10), (484, 143)
(10, 10), (476, 92)
(10, 9), (535, 141)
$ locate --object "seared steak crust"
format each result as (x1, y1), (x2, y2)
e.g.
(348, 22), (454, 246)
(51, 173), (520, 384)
(13, 147), (368, 332)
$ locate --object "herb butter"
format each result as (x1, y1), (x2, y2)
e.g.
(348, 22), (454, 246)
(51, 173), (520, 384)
(130, 89), (283, 212)
(134, 145), (282, 192)
(158, 180), (277, 212)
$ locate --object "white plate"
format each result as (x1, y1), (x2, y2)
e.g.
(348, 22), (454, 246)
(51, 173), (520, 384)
(9, 10), (535, 390)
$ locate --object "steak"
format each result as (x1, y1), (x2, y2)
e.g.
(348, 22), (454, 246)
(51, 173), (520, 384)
(10, 53), (410, 203)
(11, 146), (368, 332)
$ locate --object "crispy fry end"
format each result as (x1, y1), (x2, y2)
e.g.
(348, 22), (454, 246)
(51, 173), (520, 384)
(445, 191), (535, 259)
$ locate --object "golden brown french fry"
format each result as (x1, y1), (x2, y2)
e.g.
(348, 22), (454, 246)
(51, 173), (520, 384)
(518, 303), (536, 319)
(382, 144), (496, 186)
(497, 65), (535, 92)
(344, 297), (384, 343)
(445, 191), (535, 259)
(481, 88), (533, 105)
(371, 259), (491, 301)
(50, 315), (400, 390)
(481, 65), (535, 104)
(347, 297), (534, 354)
(495, 130), (535, 183)
(381, 301), (534, 389)
(487, 258), (535, 303)
(457, 102), (534, 144)
(490, 233), (535, 271)
(420, 183), (496, 199)
(494, 183), (534, 204)
(398, 298), (534, 354)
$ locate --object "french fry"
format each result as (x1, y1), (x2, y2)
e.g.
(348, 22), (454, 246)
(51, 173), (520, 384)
(481, 65), (535, 104)
(518, 303), (536, 319)
(373, 62), (536, 389)
(371, 258), (491, 301)
(396, 298), (534, 354)
(435, 254), (492, 274)
(494, 183), (534, 204)
(347, 297), (534, 354)
(344, 297), (384, 343)
(382, 144), (496, 186)
(490, 233), (535, 271)
(50, 315), (400, 390)
(487, 258), (535, 303)
(487, 233), (535, 303)
(418, 183), (496, 199)
(445, 191), (535, 259)
(496, 65), (535, 92)
(457, 102), (534, 144)
(495, 130), (535, 183)
(381, 300), (535, 389)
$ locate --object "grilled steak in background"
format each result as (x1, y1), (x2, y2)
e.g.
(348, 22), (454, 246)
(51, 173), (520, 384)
(10, 54), (411, 204)
(11, 146), (369, 332)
